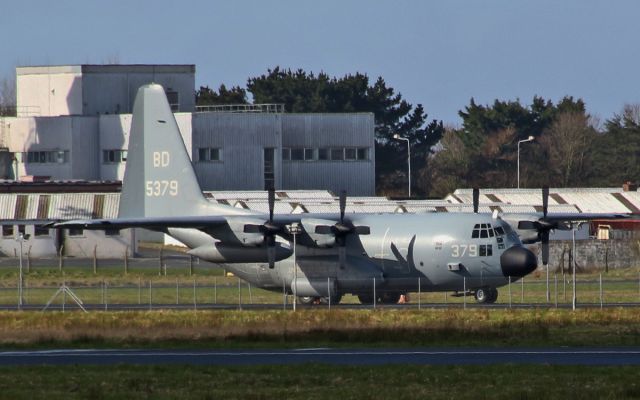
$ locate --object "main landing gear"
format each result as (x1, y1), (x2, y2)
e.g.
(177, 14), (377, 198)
(474, 287), (498, 304)
(298, 295), (343, 305)
(357, 292), (403, 305)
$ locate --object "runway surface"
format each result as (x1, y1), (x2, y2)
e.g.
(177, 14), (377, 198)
(0, 347), (639, 366)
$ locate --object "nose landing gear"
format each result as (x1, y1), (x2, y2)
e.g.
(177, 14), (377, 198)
(474, 287), (498, 304)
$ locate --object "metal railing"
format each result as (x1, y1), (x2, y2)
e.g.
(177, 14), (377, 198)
(195, 104), (284, 113)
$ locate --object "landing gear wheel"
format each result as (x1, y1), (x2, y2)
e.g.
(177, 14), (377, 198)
(379, 292), (402, 304)
(357, 294), (374, 304)
(298, 296), (316, 305)
(475, 287), (498, 304)
(487, 288), (498, 303)
(474, 288), (489, 304)
(320, 294), (343, 305)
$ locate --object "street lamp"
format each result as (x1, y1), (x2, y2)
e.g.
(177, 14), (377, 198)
(287, 223), (301, 311)
(393, 134), (411, 198)
(517, 136), (535, 189)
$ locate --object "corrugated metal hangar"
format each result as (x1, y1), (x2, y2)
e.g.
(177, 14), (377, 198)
(0, 64), (375, 195)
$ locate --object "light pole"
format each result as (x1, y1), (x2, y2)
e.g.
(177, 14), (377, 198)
(517, 135), (534, 189)
(288, 223), (301, 311)
(393, 134), (411, 198)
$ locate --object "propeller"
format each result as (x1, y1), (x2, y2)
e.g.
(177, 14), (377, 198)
(243, 187), (282, 268)
(517, 186), (552, 265)
(314, 190), (369, 268)
(473, 187), (479, 213)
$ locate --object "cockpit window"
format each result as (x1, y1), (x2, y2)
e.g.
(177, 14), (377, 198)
(472, 223), (496, 239)
(495, 226), (505, 236)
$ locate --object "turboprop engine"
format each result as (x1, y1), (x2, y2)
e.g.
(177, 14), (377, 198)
(188, 242), (292, 263)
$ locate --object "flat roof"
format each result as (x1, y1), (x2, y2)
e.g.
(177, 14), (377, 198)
(17, 64), (195, 75)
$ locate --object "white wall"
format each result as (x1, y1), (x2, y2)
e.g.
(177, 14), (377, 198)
(16, 66), (83, 116)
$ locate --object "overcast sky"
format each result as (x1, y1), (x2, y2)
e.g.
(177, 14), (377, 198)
(2, 0), (639, 124)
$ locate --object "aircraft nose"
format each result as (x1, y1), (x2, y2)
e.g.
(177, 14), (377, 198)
(500, 246), (537, 278)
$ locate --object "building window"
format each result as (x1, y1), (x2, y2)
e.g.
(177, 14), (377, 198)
(22, 150), (69, 164)
(304, 148), (315, 161)
(34, 225), (49, 237)
(2, 225), (13, 238)
(68, 228), (83, 237)
(291, 148), (304, 161)
(165, 89), (180, 111)
(357, 147), (369, 160)
(330, 148), (344, 160)
(318, 148), (329, 160)
(282, 148), (291, 160)
(197, 147), (222, 162)
(102, 149), (127, 163)
(345, 148), (357, 161)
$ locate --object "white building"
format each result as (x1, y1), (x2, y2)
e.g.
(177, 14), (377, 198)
(0, 64), (375, 195)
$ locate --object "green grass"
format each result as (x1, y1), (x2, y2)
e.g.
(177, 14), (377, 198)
(0, 364), (638, 399)
(0, 308), (639, 349)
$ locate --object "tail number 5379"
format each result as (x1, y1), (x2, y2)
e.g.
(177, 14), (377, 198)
(145, 180), (178, 197)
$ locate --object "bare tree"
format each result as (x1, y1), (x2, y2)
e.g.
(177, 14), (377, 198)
(0, 76), (16, 116)
(540, 112), (594, 187)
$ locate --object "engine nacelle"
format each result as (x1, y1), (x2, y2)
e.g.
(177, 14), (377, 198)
(292, 277), (338, 298)
(300, 218), (337, 247)
(188, 242), (292, 263)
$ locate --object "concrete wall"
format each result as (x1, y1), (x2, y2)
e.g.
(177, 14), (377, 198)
(16, 66), (83, 116)
(81, 65), (195, 115)
(537, 239), (640, 272)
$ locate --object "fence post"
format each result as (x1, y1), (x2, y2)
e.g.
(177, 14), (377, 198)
(148, 280), (152, 310)
(193, 278), (197, 310)
(93, 245), (97, 274)
(189, 255), (193, 276)
(214, 277), (217, 305)
(418, 277), (421, 310)
(521, 277), (524, 303)
(101, 279), (105, 305)
(58, 245), (64, 272)
(508, 276), (512, 308)
(599, 273), (603, 309)
(238, 277), (242, 310)
(176, 278), (179, 305)
(327, 277), (331, 311)
(158, 247), (163, 276)
(282, 278), (286, 310)
(124, 246), (129, 275)
(463, 277), (466, 310)
(373, 277), (376, 310)
(27, 246), (31, 274)
(104, 282), (108, 311)
(554, 274), (558, 308)
(248, 283), (253, 304)
(138, 276), (141, 305)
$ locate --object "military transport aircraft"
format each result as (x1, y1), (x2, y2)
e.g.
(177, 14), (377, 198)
(53, 84), (627, 305)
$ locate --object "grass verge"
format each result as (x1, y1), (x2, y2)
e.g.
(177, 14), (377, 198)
(0, 364), (639, 399)
(0, 308), (640, 349)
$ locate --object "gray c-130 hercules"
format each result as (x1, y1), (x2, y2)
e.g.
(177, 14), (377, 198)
(54, 84), (628, 304)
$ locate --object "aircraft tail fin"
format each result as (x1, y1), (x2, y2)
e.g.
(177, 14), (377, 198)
(118, 83), (250, 218)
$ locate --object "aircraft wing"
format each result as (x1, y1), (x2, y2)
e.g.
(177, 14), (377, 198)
(52, 215), (233, 230)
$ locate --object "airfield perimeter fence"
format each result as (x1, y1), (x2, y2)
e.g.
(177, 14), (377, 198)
(0, 254), (639, 310)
